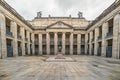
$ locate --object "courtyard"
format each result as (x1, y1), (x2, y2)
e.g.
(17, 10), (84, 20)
(0, 55), (120, 80)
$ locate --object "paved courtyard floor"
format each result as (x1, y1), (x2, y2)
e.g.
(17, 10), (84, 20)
(0, 55), (120, 80)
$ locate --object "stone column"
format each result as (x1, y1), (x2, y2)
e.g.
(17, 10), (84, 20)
(102, 22), (108, 57)
(0, 13), (7, 58)
(54, 32), (58, 55)
(94, 28), (99, 56)
(31, 33), (35, 55)
(89, 31), (93, 55)
(46, 32), (50, 55)
(27, 31), (30, 55)
(11, 21), (18, 56)
(21, 27), (25, 55)
(39, 33), (42, 55)
(113, 14), (120, 58)
(70, 32), (73, 55)
(62, 32), (66, 55)
(77, 34), (81, 55)
(85, 33), (88, 54)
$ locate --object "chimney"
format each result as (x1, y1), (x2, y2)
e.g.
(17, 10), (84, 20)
(37, 11), (42, 18)
(78, 11), (83, 18)
(48, 14), (51, 17)
(69, 14), (71, 18)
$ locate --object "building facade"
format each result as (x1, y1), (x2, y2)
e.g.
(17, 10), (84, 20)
(0, 0), (120, 59)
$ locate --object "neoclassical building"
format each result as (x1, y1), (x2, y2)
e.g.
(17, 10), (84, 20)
(0, 0), (120, 59)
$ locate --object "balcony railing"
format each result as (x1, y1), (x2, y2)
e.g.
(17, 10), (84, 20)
(7, 46), (13, 57)
(97, 47), (101, 56)
(97, 35), (102, 41)
(91, 38), (95, 42)
(42, 41), (46, 45)
(106, 46), (112, 57)
(81, 41), (85, 45)
(17, 34), (22, 40)
(34, 40), (39, 45)
(73, 41), (77, 45)
(6, 29), (13, 38)
(50, 41), (54, 45)
(25, 38), (28, 41)
(66, 40), (70, 45)
(58, 41), (62, 45)
(106, 32), (113, 38)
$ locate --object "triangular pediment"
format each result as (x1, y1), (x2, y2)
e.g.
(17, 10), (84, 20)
(46, 21), (73, 29)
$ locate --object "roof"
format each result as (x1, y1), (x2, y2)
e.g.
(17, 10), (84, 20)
(32, 21), (87, 30)
(46, 21), (73, 29)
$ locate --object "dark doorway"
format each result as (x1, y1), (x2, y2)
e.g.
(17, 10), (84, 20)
(6, 39), (13, 57)
(18, 42), (22, 56)
(106, 39), (112, 57)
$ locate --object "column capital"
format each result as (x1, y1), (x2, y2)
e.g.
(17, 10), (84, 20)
(10, 20), (17, 25)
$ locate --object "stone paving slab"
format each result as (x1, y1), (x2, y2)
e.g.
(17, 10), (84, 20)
(0, 56), (120, 80)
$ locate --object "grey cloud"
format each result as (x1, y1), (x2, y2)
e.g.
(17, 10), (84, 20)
(5, 0), (115, 20)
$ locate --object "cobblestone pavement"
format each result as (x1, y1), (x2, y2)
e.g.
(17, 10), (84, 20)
(0, 55), (120, 80)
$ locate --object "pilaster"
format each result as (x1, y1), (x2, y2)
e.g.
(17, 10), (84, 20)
(102, 22), (108, 57)
(31, 33), (35, 55)
(46, 32), (50, 55)
(113, 14), (120, 58)
(62, 32), (66, 55)
(94, 28), (99, 56)
(89, 31), (93, 55)
(27, 31), (30, 55)
(11, 21), (18, 56)
(54, 32), (58, 55)
(39, 33), (42, 55)
(0, 13), (7, 58)
(70, 32), (73, 55)
(21, 27), (25, 55)
(77, 34), (81, 55)
(85, 33), (88, 54)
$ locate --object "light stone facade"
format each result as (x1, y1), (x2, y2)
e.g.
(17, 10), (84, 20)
(0, 0), (120, 59)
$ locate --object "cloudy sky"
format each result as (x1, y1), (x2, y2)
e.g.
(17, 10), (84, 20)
(5, 0), (115, 20)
